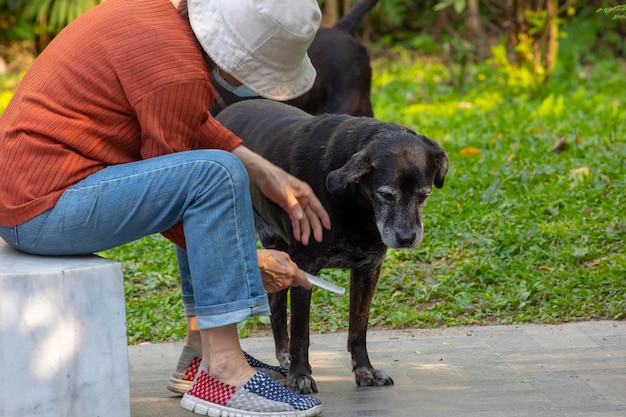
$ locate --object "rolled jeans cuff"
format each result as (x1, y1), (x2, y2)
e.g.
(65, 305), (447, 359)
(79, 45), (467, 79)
(195, 297), (271, 329)
(182, 295), (196, 317)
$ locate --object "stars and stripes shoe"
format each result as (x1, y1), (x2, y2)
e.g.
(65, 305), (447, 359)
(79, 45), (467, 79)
(243, 351), (289, 386)
(180, 363), (322, 417)
(167, 346), (289, 394)
(167, 346), (203, 394)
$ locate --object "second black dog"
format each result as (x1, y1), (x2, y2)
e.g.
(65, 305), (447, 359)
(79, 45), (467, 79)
(217, 99), (448, 394)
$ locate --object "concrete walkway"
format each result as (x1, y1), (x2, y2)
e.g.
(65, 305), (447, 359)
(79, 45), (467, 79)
(129, 320), (626, 417)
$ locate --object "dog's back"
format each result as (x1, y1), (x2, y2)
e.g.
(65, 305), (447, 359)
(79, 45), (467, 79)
(216, 99), (355, 176)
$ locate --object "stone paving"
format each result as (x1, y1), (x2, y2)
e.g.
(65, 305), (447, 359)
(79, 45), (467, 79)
(129, 320), (626, 417)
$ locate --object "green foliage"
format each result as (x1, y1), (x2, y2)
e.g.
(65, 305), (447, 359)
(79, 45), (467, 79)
(0, 0), (100, 48)
(0, 74), (16, 112)
(488, 44), (542, 92)
(0, 0), (33, 41)
(598, 5), (626, 21)
(20, 0), (99, 34)
(433, 0), (467, 14)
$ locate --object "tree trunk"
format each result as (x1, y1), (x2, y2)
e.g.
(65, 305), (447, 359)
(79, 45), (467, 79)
(544, 0), (558, 76)
(466, 0), (482, 38)
(466, 0), (485, 58)
(322, 0), (339, 27)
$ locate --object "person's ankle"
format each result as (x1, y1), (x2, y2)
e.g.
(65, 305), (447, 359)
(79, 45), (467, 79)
(205, 360), (256, 388)
(185, 330), (202, 352)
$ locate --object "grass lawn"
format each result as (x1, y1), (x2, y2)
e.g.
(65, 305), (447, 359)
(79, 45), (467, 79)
(95, 52), (625, 344)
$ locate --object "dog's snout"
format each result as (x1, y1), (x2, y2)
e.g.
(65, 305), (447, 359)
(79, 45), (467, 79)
(396, 230), (417, 247)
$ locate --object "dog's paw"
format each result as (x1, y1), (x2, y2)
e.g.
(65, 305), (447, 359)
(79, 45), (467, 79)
(289, 374), (318, 394)
(354, 367), (395, 387)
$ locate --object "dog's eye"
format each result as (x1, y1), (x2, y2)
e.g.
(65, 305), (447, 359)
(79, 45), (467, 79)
(377, 188), (396, 202)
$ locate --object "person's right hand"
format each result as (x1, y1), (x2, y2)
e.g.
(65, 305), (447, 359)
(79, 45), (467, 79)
(257, 249), (312, 293)
(232, 145), (331, 245)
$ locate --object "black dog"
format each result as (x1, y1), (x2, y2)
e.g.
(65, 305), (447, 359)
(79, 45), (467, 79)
(217, 99), (448, 394)
(210, 0), (377, 117)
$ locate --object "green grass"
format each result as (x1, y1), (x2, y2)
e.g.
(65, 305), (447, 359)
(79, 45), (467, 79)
(4, 51), (621, 344)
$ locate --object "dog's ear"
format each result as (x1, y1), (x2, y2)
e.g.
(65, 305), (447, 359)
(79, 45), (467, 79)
(326, 149), (372, 193)
(434, 151), (449, 188)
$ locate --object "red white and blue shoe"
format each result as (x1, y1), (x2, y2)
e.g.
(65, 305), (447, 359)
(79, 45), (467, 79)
(180, 362), (322, 417)
(167, 346), (288, 394)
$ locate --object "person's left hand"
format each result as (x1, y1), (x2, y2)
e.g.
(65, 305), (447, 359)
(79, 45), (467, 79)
(257, 249), (312, 293)
(233, 145), (331, 245)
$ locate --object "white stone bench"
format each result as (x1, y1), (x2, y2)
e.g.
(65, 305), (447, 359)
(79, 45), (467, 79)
(0, 240), (130, 417)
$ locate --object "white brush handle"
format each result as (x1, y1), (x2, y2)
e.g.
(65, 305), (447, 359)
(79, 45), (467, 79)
(305, 272), (346, 295)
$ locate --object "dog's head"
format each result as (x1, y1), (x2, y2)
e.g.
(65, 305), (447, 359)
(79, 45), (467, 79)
(326, 128), (448, 248)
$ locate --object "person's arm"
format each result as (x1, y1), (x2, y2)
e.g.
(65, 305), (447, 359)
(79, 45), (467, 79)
(231, 144), (331, 246)
(135, 81), (242, 159)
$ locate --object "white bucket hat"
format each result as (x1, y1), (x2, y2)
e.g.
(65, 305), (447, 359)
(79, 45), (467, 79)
(188, 0), (322, 101)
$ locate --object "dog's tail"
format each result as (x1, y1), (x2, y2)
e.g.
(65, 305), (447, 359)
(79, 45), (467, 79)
(334, 0), (378, 36)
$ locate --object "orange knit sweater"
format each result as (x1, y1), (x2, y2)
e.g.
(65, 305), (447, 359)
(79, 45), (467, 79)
(0, 0), (243, 248)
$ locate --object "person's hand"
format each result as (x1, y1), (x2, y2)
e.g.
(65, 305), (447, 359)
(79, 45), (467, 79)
(260, 167), (329, 246)
(232, 145), (331, 245)
(257, 249), (312, 293)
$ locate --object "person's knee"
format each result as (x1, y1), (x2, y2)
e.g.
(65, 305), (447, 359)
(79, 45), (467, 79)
(194, 150), (249, 191)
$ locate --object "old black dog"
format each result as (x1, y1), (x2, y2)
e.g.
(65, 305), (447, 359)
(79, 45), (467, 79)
(217, 100), (448, 394)
(210, 0), (377, 117)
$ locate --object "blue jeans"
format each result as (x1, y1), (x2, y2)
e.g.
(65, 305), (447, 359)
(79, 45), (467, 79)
(0, 150), (270, 328)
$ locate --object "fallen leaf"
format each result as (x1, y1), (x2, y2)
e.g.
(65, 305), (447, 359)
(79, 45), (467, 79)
(551, 136), (569, 153)
(489, 132), (505, 144)
(460, 146), (480, 157)
(570, 166), (590, 179)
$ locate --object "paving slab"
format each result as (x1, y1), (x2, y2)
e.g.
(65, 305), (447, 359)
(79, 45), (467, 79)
(129, 320), (626, 417)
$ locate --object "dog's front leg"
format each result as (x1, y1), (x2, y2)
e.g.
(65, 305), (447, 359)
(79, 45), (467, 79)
(288, 285), (317, 394)
(269, 289), (290, 369)
(348, 262), (395, 387)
